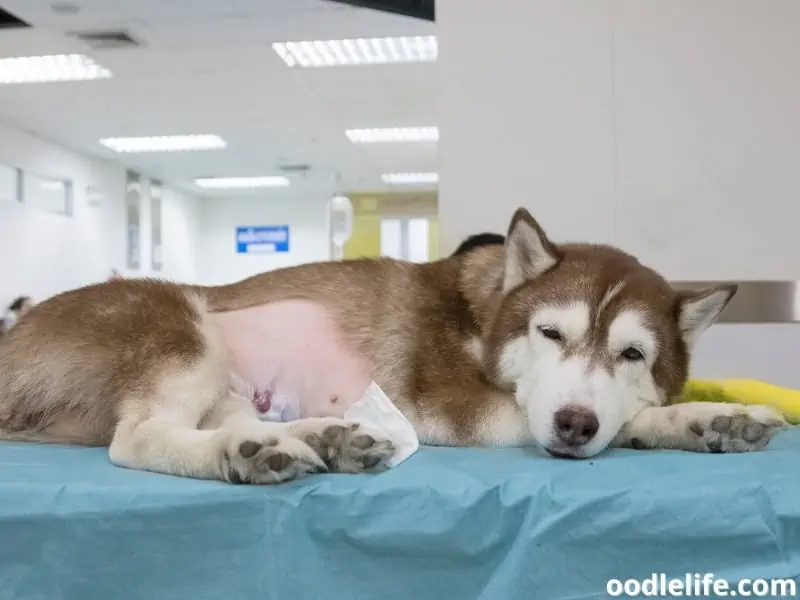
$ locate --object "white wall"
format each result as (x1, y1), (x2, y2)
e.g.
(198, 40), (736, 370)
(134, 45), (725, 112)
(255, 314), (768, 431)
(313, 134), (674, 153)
(134, 183), (202, 284)
(159, 188), (202, 283)
(438, 0), (800, 387)
(438, 0), (800, 281)
(199, 194), (330, 286)
(0, 118), (323, 303)
(0, 120), (202, 307)
(439, 0), (615, 250)
(0, 121), (124, 304)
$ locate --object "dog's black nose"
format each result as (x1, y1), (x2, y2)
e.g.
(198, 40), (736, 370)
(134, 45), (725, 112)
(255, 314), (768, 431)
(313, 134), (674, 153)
(554, 406), (599, 446)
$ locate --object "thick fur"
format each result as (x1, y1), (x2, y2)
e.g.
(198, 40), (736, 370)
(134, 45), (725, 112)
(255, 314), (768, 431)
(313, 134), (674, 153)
(0, 208), (786, 483)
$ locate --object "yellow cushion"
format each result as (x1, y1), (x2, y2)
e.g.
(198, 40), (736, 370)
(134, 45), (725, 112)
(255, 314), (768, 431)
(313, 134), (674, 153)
(680, 379), (800, 424)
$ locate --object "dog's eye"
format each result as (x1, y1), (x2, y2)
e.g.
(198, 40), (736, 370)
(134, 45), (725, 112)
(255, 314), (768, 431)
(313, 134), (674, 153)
(620, 347), (645, 361)
(537, 326), (563, 342)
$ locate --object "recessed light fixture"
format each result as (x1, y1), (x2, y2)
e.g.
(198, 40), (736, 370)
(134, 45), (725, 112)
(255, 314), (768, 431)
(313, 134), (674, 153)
(381, 172), (439, 185)
(99, 135), (226, 153)
(193, 176), (290, 189)
(272, 35), (437, 68)
(39, 180), (67, 192)
(345, 127), (439, 143)
(51, 2), (81, 15)
(0, 53), (111, 85)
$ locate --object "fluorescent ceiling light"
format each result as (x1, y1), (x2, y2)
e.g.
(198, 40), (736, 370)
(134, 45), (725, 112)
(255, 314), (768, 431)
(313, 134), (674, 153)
(346, 127), (438, 143)
(0, 53), (111, 84)
(381, 172), (439, 185)
(272, 35), (437, 68)
(100, 135), (226, 153)
(194, 176), (290, 189)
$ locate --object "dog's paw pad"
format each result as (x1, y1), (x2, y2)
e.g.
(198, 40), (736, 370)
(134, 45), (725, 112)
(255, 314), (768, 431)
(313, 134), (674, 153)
(223, 434), (324, 485)
(262, 451), (293, 472)
(238, 440), (262, 458)
(710, 415), (732, 433)
(343, 433), (395, 473)
(742, 422), (766, 442)
(321, 424), (349, 447)
(300, 419), (395, 473)
(238, 439), (278, 458)
(687, 405), (786, 454)
(356, 439), (395, 470)
(689, 421), (705, 437)
(351, 433), (377, 450)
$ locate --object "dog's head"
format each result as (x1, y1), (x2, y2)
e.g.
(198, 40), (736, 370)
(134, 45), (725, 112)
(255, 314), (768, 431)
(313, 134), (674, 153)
(484, 208), (736, 458)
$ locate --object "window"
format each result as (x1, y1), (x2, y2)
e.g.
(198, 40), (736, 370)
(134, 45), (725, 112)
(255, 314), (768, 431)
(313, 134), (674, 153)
(380, 218), (403, 259)
(150, 179), (163, 271)
(407, 217), (430, 263)
(22, 171), (72, 216)
(380, 217), (431, 263)
(126, 171), (141, 270)
(0, 164), (19, 203)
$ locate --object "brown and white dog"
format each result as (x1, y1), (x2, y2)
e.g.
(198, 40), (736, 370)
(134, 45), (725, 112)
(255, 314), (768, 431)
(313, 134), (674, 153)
(0, 208), (786, 484)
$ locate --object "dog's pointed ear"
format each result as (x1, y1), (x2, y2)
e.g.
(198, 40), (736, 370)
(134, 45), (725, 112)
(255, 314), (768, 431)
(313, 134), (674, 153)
(503, 208), (559, 292)
(677, 284), (738, 348)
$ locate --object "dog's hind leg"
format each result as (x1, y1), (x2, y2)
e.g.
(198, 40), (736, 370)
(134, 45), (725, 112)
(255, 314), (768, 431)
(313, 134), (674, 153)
(110, 364), (395, 484)
(108, 359), (326, 484)
(111, 413), (327, 484)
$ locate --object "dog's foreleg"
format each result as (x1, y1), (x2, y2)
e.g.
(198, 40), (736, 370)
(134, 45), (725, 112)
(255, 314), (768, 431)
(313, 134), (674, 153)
(613, 401), (787, 453)
(109, 387), (326, 484)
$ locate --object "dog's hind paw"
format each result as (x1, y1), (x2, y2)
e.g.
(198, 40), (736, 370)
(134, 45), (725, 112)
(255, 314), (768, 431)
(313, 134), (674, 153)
(293, 417), (396, 474)
(686, 404), (788, 453)
(219, 431), (326, 484)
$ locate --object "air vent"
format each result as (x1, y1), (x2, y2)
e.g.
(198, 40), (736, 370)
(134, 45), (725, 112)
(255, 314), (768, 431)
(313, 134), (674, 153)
(278, 164), (311, 175)
(70, 29), (144, 50)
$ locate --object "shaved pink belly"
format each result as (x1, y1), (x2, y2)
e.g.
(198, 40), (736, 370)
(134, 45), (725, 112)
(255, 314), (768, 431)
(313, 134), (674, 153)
(209, 300), (372, 419)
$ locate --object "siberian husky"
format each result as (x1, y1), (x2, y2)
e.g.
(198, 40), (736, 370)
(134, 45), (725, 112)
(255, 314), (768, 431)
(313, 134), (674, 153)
(0, 208), (786, 484)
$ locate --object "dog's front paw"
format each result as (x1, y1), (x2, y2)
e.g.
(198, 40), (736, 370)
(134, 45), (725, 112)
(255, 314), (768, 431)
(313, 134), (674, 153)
(219, 431), (325, 484)
(686, 404), (787, 453)
(295, 418), (396, 473)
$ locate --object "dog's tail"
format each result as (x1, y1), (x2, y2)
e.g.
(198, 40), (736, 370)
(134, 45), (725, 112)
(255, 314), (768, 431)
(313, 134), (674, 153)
(0, 388), (103, 447)
(0, 402), (105, 446)
(0, 427), (102, 446)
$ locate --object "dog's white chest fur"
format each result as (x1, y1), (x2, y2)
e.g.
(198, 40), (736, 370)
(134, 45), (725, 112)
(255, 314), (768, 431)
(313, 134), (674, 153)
(209, 300), (372, 419)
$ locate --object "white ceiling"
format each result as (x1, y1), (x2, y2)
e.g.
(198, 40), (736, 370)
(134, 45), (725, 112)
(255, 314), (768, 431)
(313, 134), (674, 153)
(0, 0), (437, 197)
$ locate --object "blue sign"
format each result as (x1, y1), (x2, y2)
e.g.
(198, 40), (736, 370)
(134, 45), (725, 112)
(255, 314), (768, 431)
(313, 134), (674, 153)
(236, 225), (290, 254)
